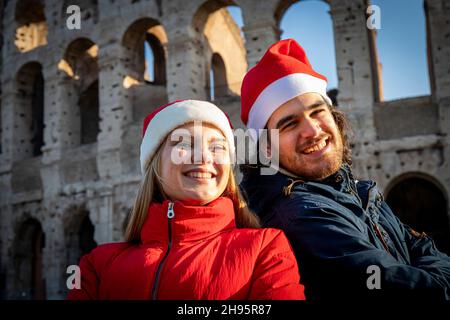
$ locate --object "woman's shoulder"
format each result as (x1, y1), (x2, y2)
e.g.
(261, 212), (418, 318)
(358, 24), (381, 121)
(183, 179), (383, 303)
(229, 227), (289, 249)
(84, 242), (133, 265)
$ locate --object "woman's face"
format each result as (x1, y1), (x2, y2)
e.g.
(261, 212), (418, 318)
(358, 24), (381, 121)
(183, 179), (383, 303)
(159, 122), (231, 205)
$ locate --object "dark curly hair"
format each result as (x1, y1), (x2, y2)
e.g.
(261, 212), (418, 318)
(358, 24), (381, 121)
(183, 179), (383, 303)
(328, 102), (353, 166)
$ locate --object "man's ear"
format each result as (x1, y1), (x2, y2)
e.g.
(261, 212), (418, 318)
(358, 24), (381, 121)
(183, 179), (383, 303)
(265, 141), (272, 158)
(259, 129), (272, 160)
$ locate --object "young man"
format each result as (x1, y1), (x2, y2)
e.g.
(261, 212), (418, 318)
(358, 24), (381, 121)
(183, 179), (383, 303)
(240, 39), (450, 300)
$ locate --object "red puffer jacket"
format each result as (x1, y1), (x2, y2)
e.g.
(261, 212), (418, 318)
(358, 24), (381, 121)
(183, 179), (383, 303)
(67, 197), (305, 300)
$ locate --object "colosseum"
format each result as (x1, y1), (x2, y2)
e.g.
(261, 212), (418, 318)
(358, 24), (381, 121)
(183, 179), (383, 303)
(0, 0), (449, 299)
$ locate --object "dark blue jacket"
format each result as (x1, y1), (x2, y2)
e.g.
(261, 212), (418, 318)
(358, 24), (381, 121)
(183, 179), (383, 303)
(240, 164), (450, 301)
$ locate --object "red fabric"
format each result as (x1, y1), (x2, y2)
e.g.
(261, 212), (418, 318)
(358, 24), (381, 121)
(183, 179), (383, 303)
(67, 197), (305, 300)
(241, 38), (328, 125)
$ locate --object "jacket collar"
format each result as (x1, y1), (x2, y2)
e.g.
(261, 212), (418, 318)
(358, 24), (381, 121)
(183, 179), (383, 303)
(319, 164), (357, 194)
(240, 164), (358, 214)
(140, 197), (236, 245)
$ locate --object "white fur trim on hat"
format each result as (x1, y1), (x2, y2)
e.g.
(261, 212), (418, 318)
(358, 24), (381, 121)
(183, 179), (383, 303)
(247, 73), (332, 141)
(140, 100), (235, 174)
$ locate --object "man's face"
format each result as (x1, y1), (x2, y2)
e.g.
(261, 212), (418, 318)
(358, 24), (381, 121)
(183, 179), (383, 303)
(266, 93), (343, 181)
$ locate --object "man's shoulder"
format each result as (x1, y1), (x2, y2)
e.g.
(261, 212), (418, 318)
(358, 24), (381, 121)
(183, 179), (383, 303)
(273, 185), (348, 216)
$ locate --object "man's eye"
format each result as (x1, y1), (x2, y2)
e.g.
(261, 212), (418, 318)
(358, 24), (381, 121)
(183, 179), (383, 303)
(311, 109), (325, 116)
(281, 121), (296, 131)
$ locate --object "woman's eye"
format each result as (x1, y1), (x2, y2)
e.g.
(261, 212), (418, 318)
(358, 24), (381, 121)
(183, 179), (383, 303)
(211, 144), (227, 152)
(177, 142), (191, 149)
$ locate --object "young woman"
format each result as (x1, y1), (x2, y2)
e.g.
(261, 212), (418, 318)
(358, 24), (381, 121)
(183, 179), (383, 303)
(67, 100), (305, 300)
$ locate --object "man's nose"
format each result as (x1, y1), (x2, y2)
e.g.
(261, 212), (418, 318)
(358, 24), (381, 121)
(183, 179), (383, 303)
(299, 117), (322, 139)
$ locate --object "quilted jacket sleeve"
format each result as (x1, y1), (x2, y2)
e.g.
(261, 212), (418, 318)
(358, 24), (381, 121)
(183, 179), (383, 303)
(66, 251), (99, 300)
(66, 243), (128, 300)
(248, 229), (306, 300)
(279, 197), (450, 300)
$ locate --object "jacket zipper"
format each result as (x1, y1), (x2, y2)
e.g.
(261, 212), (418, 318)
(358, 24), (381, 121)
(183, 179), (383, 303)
(352, 183), (392, 255)
(364, 187), (392, 255)
(151, 202), (175, 300)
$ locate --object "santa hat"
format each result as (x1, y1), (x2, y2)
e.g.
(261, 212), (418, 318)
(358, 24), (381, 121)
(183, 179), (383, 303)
(241, 39), (332, 140)
(140, 100), (235, 174)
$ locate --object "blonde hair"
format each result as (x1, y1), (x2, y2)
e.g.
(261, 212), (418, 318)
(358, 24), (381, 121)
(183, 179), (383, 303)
(125, 137), (260, 243)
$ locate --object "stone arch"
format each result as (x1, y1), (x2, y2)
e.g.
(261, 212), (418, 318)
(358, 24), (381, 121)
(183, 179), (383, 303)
(12, 217), (46, 299)
(14, 0), (48, 52)
(15, 61), (45, 159)
(62, 0), (99, 24)
(122, 18), (169, 121)
(192, 0), (237, 33)
(193, 1), (247, 99)
(274, 0), (330, 26)
(64, 206), (97, 267)
(385, 173), (450, 255)
(59, 37), (99, 146)
(122, 18), (168, 82)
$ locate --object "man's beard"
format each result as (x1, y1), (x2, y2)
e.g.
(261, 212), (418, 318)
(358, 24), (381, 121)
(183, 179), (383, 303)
(285, 133), (344, 181)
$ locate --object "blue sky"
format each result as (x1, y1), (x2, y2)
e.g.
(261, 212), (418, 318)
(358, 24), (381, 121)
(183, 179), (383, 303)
(230, 0), (430, 101)
(146, 0), (430, 101)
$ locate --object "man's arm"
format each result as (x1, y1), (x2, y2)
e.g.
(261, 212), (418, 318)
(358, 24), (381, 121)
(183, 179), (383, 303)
(277, 197), (450, 300)
(382, 201), (450, 270)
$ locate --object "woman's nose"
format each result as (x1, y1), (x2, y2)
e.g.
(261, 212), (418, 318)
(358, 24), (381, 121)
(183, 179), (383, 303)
(191, 145), (213, 164)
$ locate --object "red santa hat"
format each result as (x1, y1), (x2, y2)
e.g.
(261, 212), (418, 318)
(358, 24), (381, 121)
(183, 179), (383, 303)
(140, 100), (235, 174)
(241, 38), (332, 141)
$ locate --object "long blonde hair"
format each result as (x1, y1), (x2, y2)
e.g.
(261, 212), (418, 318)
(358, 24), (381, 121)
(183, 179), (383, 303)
(125, 138), (260, 243)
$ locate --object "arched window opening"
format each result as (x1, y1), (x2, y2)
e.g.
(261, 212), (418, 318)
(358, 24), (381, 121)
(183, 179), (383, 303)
(60, 38), (99, 146)
(386, 175), (450, 255)
(122, 19), (168, 122)
(123, 19), (167, 84)
(65, 208), (97, 268)
(78, 214), (97, 257)
(194, 2), (247, 101)
(144, 33), (166, 85)
(16, 62), (45, 158)
(13, 218), (46, 299)
(209, 53), (228, 101)
(78, 80), (99, 145)
(31, 70), (44, 156)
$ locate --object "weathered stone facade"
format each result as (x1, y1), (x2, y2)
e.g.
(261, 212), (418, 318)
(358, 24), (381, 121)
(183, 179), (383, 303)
(0, 0), (449, 299)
